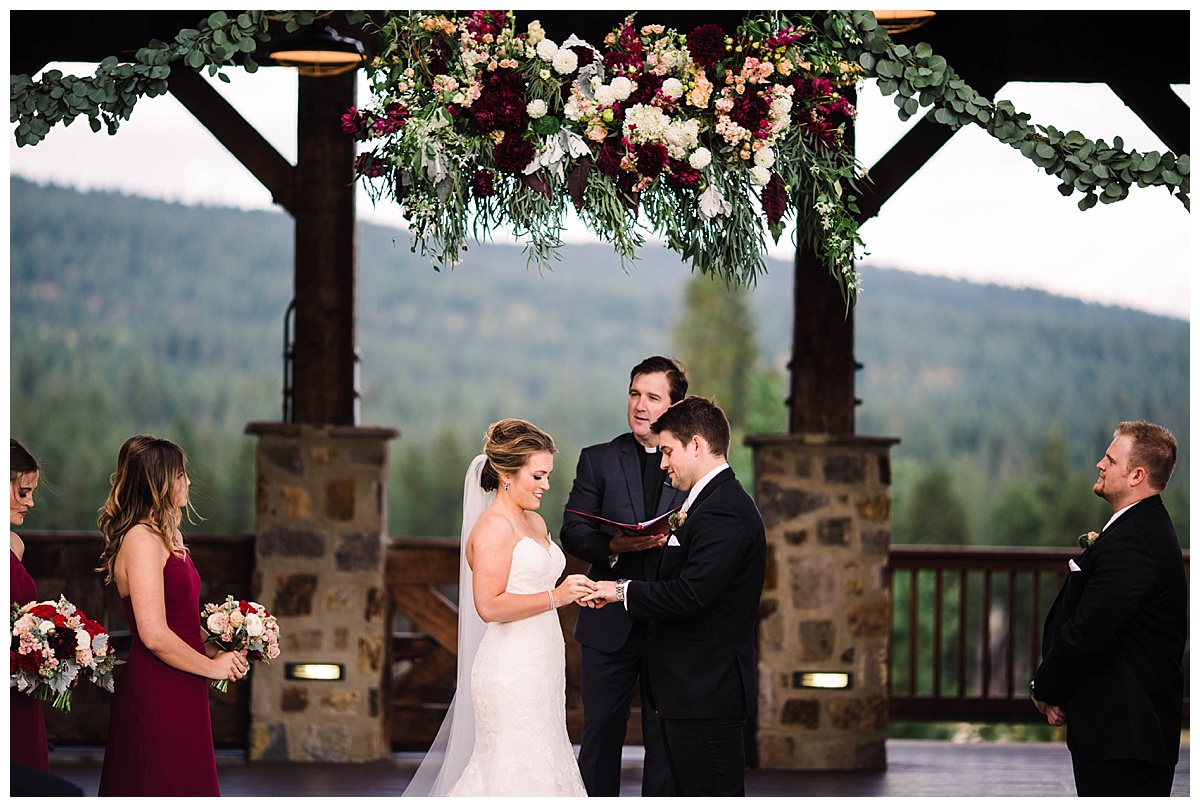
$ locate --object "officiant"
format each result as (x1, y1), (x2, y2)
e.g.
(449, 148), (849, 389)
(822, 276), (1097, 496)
(560, 356), (689, 797)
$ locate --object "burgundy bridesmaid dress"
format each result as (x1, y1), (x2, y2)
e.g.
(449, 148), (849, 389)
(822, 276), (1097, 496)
(10, 549), (49, 771)
(98, 554), (220, 796)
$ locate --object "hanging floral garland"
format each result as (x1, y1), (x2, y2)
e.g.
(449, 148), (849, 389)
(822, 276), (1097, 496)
(343, 10), (866, 299)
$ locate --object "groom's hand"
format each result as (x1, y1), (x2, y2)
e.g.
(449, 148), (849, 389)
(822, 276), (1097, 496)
(579, 580), (620, 609)
(608, 528), (669, 555)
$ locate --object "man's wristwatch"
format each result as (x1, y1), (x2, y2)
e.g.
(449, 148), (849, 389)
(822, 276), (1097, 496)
(616, 579), (629, 603)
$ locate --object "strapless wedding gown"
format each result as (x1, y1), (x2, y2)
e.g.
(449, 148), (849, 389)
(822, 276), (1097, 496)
(447, 536), (587, 797)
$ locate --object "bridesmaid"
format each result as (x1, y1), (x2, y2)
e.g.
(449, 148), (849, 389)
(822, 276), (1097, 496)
(10, 438), (48, 772)
(96, 435), (247, 796)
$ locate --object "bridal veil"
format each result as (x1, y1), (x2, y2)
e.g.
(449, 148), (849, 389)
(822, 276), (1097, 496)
(402, 453), (492, 796)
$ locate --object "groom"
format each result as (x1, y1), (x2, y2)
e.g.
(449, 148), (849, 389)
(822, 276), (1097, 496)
(582, 396), (766, 797)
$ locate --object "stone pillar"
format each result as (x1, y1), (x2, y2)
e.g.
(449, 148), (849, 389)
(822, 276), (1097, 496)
(244, 422), (399, 762)
(747, 433), (898, 771)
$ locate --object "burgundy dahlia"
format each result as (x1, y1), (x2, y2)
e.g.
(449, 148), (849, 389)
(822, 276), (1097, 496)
(634, 142), (669, 179)
(596, 140), (625, 179)
(665, 159), (701, 190)
(341, 106), (369, 137)
(686, 23), (727, 69)
(464, 10), (506, 40)
(471, 169), (497, 198)
(730, 91), (771, 133)
(354, 152), (387, 178)
(493, 134), (536, 173)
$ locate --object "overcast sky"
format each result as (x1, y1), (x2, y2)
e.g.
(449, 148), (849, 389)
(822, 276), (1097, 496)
(6, 48), (1191, 320)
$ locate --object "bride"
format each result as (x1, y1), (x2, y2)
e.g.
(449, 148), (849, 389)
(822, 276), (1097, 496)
(404, 419), (593, 797)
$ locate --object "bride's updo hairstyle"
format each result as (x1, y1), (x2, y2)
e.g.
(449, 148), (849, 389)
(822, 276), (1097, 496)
(480, 419), (557, 492)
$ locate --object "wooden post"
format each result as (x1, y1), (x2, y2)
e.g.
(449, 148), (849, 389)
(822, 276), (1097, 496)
(292, 71), (359, 426)
(787, 249), (857, 435)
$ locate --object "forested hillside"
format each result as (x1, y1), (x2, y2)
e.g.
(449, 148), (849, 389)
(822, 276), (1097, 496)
(9, 177), (1189, 545)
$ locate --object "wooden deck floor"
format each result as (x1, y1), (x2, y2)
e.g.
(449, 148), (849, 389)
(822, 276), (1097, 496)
(39, 740), (1190, 798)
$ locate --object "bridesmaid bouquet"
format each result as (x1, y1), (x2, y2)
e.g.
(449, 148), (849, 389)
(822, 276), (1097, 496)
(201, 595), (281, 692)
(10, 595), (121, 711)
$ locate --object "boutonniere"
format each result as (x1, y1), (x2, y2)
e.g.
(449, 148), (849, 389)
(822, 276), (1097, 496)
(1077, 530), (1099, 549)
(667, 510), (687, 533)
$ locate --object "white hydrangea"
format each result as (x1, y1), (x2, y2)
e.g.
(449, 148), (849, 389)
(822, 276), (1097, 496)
(661, 77), (684, 100)
(536, 38), (558, 62)
(609, 76), (634, 101)
(689, 147), (712, 170)
(749, 165), (772, 186)
(527, 99), (548, 120)
(753, 147), (775, 169)
(663, 119), (700, 159)
(594, 85), (616, 106)
(552, 48), (579, 75)
(622, 103), (670, 143)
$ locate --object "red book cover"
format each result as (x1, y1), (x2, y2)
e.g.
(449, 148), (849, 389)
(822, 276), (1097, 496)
(564, 506), (681, 532)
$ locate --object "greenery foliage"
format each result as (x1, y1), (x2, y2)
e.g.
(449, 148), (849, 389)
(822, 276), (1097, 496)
(8, 179), (1189, 548)
(10, 9), (1188, 306)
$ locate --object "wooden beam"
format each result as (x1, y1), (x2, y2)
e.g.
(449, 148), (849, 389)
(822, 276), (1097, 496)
(1106, 80), (1190, 157)
(167, 68), (296, 215)
(857, 76), (1006, 223)
(392, 586), (458, 655)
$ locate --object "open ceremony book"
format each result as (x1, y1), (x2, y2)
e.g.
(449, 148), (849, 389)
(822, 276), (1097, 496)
(564, 506), (681, 533)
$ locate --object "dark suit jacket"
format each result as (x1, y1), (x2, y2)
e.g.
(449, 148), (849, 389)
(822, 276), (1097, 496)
(1034, 494), (1188, 765)
(561, 433), (687, 652)
(625, 467), (766, 720)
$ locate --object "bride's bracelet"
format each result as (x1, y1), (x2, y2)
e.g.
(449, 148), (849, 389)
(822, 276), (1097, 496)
(547, 589), (557, 612)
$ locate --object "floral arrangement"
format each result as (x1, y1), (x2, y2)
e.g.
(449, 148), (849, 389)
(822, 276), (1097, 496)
(201, 595), (281, 692)
(345, 10), (865, 297)
(10, 595), (120, 711)
(1077, 530), (1099, 549)
(667, 509), (688, 533)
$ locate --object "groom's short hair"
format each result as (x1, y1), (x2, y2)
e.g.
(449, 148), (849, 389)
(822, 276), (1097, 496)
(651, 395), (730, 457)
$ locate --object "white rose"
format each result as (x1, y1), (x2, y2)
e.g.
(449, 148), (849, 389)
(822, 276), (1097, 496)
(207, 613), (225, 633)
(661, 78), (684, 100)
(526, 99), (548, 120)
(535, 39), (558, 62)
(689, 147), (712, 170)
(754, 147), (775, 169)
(244, 613), (264, 638)
(552, 49), (579, 75)
(749, 165), (772, 186)
(609, 77), (634, 101)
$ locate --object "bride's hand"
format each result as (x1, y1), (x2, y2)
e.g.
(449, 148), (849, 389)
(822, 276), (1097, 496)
(554, 574), (595, 609)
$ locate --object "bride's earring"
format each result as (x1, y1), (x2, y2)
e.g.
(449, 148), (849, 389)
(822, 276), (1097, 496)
(504, 482), (510, 491)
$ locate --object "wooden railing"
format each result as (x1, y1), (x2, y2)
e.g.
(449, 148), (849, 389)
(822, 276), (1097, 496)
(20, 532), (1189, 751)
(16, 531), (254, 748)
(889, 545), (1190, 722)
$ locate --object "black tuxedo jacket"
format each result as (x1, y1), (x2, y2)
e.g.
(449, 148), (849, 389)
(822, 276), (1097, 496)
(561, 432), (687, 652)
(625, 467), (766, 720)
(1034, 494), (1188, 765)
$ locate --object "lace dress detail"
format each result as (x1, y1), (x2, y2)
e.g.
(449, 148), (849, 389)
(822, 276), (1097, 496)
(447, 537), (586, 797)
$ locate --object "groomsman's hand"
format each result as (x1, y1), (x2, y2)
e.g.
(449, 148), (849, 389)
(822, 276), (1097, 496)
(608, 528), (669, 554)
(579, 580), (620, 608)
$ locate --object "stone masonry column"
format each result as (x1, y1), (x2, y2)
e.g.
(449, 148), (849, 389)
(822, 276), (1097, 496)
(746, 433), (898, 770)
(244, 422), (399, 762)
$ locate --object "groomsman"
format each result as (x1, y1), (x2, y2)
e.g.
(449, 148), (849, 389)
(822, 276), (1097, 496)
(561, 356), (689, 796)
(1031, 421), (1187, 796)
(582, 396), (766, 797)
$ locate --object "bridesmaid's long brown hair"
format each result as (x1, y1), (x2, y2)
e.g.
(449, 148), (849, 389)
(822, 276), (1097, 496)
(96, 435), (196, 584)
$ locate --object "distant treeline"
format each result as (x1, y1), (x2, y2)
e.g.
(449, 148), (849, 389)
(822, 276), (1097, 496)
(9, 177), (1189, 546)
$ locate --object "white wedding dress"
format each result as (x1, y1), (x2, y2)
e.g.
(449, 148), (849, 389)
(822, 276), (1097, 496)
(447, 536), (587, 797)
(403, 455), (586, 797)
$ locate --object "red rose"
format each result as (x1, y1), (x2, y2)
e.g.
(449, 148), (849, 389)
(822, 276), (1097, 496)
(239, 600), (251, 613)
(28, 604), (56, 619)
